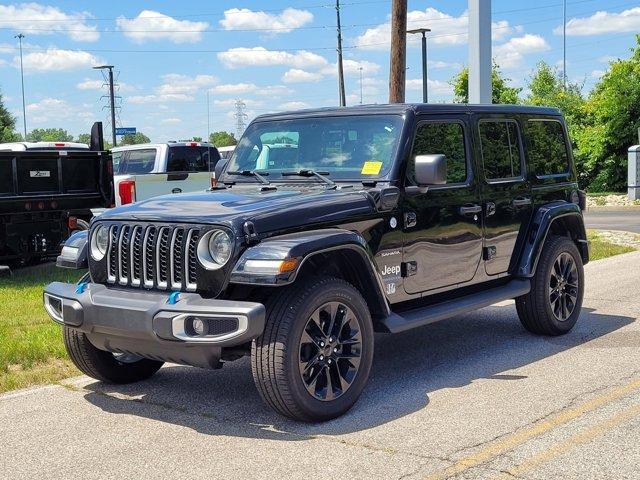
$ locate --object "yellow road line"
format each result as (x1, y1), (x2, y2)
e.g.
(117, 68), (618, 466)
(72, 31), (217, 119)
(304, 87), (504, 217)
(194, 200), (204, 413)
(424, 378), (640, 480)
(491, 402), (640, 480)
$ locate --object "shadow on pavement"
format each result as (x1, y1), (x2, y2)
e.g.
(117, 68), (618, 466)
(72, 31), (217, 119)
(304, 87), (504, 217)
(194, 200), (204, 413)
(82, 304), (634, 440)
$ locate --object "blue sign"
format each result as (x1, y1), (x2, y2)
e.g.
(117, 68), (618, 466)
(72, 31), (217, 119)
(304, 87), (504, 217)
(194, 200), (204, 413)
(115, 127), (136, 136)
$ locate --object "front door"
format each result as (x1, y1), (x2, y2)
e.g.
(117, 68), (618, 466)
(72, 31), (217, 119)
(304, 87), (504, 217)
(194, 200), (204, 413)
(402, 117), (483, 295)
(476, 117), (533, 275)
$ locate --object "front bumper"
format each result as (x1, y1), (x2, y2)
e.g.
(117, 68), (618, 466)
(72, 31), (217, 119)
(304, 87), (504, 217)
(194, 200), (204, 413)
(43, 282), (265, 369)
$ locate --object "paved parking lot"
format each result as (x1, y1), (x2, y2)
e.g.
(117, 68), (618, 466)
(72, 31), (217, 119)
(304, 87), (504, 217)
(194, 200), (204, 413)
(1, 251), (639, 480)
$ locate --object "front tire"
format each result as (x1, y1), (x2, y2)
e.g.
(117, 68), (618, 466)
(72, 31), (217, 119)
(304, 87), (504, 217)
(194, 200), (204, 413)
(516, 235), (584, 336)
(251, 276), (374, 422)
(63, 327), (164, 383)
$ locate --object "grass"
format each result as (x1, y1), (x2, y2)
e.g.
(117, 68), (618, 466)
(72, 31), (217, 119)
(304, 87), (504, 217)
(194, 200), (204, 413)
(587, 230), (636, 261)
(0, 263), (83, 393)
(585, 191), (626, 197)
(0, 229), (637, 394)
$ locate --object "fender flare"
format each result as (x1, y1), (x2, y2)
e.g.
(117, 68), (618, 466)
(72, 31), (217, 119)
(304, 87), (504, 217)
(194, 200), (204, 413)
(516, 201), (588, 278)
(230, 228), (390, 317)
(56, 229), (89, 269)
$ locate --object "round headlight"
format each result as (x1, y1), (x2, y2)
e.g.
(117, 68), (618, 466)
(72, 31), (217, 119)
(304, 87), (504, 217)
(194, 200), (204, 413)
(197, 229), (233, 269)
(90, 225), (109, 261)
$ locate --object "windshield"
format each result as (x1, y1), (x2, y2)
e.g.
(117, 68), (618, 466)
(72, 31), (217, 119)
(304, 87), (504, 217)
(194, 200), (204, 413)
(224, 115), (403, 182)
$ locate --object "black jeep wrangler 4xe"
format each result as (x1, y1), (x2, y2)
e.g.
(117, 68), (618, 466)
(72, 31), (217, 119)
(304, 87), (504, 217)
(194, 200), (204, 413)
(44, 104), (588, 422)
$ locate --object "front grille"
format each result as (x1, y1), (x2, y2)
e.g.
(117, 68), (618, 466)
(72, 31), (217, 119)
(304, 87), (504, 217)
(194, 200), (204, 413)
(106, 224), (199, 291)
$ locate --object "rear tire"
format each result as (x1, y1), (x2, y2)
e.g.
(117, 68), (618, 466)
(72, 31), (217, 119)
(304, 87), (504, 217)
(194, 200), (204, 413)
(516, 235), (584, 336)
(251, 276), (374, 422)
(63, 326), (164, 383)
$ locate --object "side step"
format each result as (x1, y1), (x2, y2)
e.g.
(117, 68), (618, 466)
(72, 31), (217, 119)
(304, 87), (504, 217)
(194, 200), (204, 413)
(382, 279), (531, 334)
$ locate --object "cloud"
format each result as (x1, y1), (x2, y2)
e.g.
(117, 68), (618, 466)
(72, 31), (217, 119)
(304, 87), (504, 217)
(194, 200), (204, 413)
(156, 74), (217, 95)
(76, 78), (135, 92)
(26, 97), (91, 123)
(214, 98), (263, 108)
(220, 7), (313, 33)
(0, 3), (99, 41)
(0, 59), (6, 67)
(211, 83), (259, 95)
(354, 8), (518, 50)
(558, 7), (640, 36)
(116, 10), (209, 43)
(160, 118), (181, 124)
(406, 78), (452, 95)
(282, 68), (323, 83)
(279, 101), (309, 110)
(493, 34), (550, 69)
(128, 93), (193, 104)
(0, 43), (16, 54)
(217, 47), (328, 69)
(15, 48), (100, 72)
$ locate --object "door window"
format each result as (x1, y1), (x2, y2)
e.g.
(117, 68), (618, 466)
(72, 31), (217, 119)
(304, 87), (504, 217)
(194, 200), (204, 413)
(115, 149), (156, 174)
(167, 147), (218, 172)
(407, 122), (468, 185)
(524, 120), (570, 176)
(479, 120), (523, 181)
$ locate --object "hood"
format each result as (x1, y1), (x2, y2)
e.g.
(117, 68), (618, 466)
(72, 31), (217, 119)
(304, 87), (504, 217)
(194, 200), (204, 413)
(97, 186), (377, 233)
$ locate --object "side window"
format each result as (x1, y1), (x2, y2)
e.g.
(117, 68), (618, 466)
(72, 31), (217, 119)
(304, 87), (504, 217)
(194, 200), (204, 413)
(408, 122), (468, 185)
(167, 147), (218, 172)
(118, 149), (156, 175)
(479, 120), (522, 181)
(525, 120), (570, 176)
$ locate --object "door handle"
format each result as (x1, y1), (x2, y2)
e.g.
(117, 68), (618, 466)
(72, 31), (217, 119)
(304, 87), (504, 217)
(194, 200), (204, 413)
(512, 197), (532, 207)
(459, 204), (482, 216)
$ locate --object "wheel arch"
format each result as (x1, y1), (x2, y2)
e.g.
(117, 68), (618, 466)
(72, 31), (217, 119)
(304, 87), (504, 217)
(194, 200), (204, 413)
(516, 201), (588, 278)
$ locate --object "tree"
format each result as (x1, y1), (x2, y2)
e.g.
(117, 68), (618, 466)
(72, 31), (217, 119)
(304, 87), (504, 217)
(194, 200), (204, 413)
(209, 131), (237, 147)
(119, 132), (150, 145)
(574, 35), (640, 191)
(26, 128), (73, 142)
(192, 136), (202, 142)
(0, 91), (21, 142)
(451, 63), (522, 104)
(76, 133), (91, 145)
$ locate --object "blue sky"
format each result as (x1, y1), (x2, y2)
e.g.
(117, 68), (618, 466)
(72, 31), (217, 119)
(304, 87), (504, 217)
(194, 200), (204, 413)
(0, 0), (638, 142)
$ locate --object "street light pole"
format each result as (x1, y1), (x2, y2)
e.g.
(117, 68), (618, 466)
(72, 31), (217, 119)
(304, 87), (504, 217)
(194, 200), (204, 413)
(93, 65), (117, 147)
(407, 28), (431, 103)
(359, 66), (363, 104)
(15, 33), (27, 139)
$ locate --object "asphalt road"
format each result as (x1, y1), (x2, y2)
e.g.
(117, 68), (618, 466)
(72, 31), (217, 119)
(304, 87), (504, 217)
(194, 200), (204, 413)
(584, 208), (640, 233)
(2, 252), (640, 480)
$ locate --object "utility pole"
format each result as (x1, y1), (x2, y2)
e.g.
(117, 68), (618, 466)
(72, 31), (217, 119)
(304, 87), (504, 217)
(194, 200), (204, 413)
(93, 65), (117, 146)
(469, 0), (491, 104)
(234, 99), (247, 140)
(336, 0), (346, 107)
(407, 28), (431, 103)
(359, 66), (363, 104)
(563, 0), (567, 90)
(207, 91), (211, 142)
(15, 33), (27, 139)
(389, 0), (407, 103)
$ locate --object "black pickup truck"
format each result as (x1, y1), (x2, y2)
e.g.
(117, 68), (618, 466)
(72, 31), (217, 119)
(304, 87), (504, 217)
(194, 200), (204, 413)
(44, 105), (588, 422)
(0, 124), (112, 265)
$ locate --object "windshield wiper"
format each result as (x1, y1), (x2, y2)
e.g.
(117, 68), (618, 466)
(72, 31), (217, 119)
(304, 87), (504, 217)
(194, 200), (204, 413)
(282, 169), (336, 188)
(226, 170), (270, 185)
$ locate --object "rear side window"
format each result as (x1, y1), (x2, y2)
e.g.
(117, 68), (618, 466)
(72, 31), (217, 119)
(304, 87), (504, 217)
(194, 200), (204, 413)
(525, 120), (570, 176)
(115, 149), (156, 174)
(408, 121), (468, 185)
(167, 146), (219, 172)
(479, 120), (522, 181)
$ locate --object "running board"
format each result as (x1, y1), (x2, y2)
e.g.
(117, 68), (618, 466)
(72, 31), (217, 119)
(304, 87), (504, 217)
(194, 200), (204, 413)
(382, 279), (531, 334)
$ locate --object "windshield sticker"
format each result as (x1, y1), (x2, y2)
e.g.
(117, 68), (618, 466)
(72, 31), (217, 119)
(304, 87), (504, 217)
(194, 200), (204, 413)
(361, 161), (383, 175)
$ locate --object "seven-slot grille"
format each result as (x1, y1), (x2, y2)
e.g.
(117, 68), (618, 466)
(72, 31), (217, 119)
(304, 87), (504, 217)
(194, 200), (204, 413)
(105, 224), (200, 291)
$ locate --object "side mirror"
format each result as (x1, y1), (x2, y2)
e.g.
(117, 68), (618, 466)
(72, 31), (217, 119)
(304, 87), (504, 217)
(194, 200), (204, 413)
(56, 230), (88, 270)
(415, 154), (447, 186)
(214, 159), (228, 180)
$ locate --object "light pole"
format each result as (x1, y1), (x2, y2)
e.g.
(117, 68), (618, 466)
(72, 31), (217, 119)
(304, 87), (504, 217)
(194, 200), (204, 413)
(359, 66), (363, 104)
(15, 33), (27, 139)
(407, 28), (431, 103)
(93, 65), (117, 147)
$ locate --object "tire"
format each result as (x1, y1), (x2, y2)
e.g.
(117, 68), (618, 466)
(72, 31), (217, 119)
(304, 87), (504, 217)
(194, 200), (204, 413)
(63, 326), (164, 384)
(516, 235), (584, 336)
(251, 276), (374, 422)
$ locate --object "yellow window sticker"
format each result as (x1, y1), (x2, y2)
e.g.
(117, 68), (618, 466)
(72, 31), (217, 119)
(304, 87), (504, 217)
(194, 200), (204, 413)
(361, 161), (383, 175)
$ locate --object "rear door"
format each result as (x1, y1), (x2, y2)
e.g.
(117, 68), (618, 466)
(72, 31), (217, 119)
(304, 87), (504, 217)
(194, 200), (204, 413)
(476, 116), (533, 276)
(402, 115), (483, 294)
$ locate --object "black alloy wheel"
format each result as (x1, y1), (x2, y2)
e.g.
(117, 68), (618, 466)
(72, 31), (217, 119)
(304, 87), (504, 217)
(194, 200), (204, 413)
(548, 251), (579, 322)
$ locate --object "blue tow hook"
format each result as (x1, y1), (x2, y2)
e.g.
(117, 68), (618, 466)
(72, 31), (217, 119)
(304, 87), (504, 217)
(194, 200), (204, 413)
(75, 282), (88, 294)
(167, 291), (180, 305)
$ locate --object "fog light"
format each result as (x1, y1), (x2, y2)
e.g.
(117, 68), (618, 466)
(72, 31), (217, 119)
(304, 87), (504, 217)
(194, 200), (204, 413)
(191, 317), (207, 336)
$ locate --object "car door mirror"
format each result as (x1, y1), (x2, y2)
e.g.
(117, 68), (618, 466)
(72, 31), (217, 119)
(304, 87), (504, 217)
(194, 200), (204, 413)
(214, 159), (228, 180)
(415, 154), (447, 186)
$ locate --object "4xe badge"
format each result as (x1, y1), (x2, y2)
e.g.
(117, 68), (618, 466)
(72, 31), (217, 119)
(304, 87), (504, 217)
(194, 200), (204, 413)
(30, 170), (51, 178)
